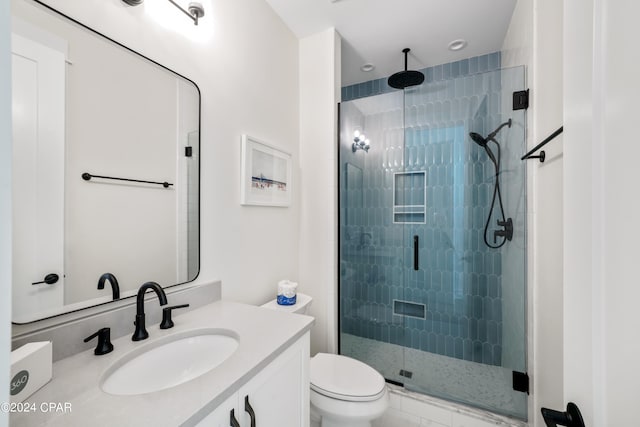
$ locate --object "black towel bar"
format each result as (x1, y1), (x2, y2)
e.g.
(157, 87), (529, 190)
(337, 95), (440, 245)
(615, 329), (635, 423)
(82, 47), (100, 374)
(521, 126), (564, 163)
(82, 172), (173, 188)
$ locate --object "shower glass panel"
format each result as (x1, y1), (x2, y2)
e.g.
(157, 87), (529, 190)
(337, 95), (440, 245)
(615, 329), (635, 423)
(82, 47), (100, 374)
(340, 92), (407, 383)
(339, 66), (527, 420)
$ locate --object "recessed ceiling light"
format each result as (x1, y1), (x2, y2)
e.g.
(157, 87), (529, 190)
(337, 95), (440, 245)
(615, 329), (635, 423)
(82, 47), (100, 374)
(361, 63), (375, 72)
(448, 39), (468, 51)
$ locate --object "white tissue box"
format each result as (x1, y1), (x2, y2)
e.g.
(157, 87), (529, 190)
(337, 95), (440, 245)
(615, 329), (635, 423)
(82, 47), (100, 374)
(10, 341), (52, 403)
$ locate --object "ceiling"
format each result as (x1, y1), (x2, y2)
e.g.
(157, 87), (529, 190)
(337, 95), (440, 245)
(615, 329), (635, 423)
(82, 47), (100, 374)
(263, 0), (517, 86)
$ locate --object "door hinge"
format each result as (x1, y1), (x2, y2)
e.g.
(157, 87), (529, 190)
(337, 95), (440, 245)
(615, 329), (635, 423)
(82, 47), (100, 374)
(513, 89), (529, 110)
(185, 146), (193, 157)
(512, 370), (529, 394)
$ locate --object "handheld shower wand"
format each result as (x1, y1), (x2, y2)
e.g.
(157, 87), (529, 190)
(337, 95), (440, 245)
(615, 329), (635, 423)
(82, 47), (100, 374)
(469, 119), (512, 166)
(469, 119), (513, 249)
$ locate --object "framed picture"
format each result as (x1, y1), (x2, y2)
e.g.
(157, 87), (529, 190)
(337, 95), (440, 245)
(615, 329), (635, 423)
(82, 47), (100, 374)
(240, 135), (292, 207)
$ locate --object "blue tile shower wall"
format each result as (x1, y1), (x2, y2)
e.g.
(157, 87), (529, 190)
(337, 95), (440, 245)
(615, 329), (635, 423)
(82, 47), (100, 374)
(340, 52), (505, 367)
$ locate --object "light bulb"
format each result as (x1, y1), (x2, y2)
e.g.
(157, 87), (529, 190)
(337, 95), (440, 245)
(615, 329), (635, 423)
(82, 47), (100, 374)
(354, 130), (360, 138)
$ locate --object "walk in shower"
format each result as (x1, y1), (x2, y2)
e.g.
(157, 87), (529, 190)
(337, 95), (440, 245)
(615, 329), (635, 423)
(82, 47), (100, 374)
(338, 60), (527, 420)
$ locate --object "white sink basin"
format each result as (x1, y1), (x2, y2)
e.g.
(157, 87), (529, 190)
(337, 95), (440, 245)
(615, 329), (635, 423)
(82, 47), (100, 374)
(101, 328), (239, 396)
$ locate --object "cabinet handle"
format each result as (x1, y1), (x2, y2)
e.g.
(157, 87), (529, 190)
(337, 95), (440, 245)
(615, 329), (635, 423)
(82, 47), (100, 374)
(230, 409), (240, 427)
(244, 395), (256, 427)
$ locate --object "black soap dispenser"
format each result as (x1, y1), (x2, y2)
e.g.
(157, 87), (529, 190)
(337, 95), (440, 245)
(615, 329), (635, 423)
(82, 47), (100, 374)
(83, 327), (114, 356)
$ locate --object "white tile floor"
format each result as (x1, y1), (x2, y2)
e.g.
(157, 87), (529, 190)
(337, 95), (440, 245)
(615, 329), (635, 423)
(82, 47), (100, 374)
(311, 386), (526, 427)
(373, 387), (526, 427)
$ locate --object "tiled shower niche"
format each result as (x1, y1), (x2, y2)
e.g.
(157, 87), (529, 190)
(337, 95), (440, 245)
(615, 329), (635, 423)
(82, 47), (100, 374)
(339, 55), (528, 419)
(393, 171), (426, 224)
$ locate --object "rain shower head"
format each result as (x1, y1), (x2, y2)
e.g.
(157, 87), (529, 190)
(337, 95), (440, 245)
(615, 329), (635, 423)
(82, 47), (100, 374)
(388, 48), (425, 90)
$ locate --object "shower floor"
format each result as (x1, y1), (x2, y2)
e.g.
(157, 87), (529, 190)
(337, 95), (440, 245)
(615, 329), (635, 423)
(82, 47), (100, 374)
(341, 333), (526, 420)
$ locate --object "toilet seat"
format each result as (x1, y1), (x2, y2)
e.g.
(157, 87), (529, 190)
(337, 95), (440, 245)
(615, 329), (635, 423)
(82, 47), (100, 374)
(310, 353), (386, 402)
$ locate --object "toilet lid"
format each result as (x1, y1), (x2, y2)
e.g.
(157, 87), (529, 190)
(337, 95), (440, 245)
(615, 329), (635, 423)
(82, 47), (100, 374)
(310, 353), (386, 402)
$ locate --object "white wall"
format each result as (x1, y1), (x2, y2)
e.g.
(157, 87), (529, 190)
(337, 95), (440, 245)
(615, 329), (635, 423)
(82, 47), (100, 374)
(531, 0), (565, 423)
(597, 2), (640, 422)
(563, 1), (595, 424)
(0, 0), (12, 423)
(502, 0), (564, 425)
(529, 0), (564, 424)
(12, 0), (301, 318)
(298, 28), (341, 355)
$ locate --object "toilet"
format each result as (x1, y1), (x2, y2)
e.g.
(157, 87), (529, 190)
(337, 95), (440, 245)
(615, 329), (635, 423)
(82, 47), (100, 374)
(261, 293), (389, 427)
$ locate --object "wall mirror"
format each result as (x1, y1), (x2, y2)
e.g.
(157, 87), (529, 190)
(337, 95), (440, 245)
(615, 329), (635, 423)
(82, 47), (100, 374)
(11, 0), (200, 323)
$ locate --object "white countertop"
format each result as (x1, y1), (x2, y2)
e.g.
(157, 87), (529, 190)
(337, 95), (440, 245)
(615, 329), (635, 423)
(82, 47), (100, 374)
(11, 300), (314, 426)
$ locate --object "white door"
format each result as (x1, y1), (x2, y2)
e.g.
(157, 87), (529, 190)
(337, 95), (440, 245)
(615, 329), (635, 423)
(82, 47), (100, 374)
(562, 0), (640, 426)
(11, 33), (65, 322)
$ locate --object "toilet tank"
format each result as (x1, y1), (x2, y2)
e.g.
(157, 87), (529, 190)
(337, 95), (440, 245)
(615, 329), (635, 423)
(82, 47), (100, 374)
(261, 293), (312, 314)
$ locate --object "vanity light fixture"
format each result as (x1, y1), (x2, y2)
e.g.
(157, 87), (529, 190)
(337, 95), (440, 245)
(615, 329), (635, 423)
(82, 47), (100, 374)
(122, 0), (205, 26)
(352, 130), (371, 153)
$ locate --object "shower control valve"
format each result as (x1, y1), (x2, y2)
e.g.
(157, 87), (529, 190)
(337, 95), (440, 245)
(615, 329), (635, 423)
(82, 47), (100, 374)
(494, 218), (514, 243)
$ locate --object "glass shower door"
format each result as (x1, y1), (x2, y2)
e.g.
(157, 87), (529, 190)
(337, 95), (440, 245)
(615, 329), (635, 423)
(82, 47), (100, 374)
(338, 65), (528, 421)
(339, 91), (408, 384)
(400, 66), (527, 419)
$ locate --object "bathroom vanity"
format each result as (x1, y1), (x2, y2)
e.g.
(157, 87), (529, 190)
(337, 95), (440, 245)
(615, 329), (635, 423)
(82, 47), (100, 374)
(11, 301), (313, 426)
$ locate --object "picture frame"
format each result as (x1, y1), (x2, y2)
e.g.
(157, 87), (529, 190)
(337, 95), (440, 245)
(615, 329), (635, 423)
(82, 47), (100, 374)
(240, 135), (292, 207)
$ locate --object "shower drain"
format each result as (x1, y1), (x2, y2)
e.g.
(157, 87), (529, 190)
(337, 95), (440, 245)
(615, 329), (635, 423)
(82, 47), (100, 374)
(399, 369), (413, 379)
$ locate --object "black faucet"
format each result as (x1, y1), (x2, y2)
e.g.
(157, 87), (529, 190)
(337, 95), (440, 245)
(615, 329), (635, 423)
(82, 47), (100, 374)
(132, 281), (168, 341)
(97, 273), (120, 300)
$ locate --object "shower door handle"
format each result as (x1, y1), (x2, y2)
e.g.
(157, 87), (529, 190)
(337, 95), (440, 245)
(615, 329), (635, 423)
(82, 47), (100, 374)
(413, 235), (419, 270)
